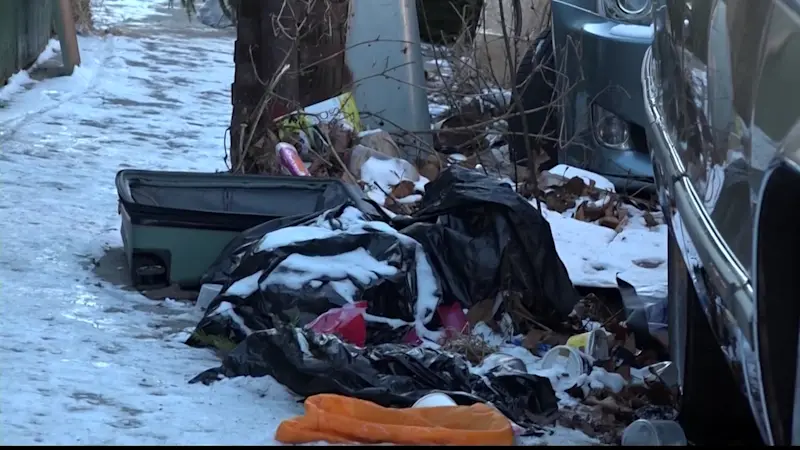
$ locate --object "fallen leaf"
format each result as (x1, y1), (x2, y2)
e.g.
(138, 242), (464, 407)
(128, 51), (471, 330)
(643, 211), (658, 227)
(574, 201), (607, 222)
(574, 202), (587, 221)
(598, 216), (620, 229)
(418, 162), (440, 181)
(466, 298), (496, 327)
(545, 191), (575, 213)
(563, 176), (586, 195)
(391, 180), (416, 198)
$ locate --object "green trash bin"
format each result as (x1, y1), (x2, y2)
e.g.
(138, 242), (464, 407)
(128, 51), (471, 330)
(116, 170), (366, 290)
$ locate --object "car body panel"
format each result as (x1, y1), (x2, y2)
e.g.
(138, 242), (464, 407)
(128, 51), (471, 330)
(551, 0), (654, 188)
(644, 0), (800, 444)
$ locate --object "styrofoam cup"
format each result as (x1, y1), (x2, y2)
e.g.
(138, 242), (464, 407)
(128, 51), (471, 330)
(412, 392), (457, 408)
(540, 345), (591, 378)
(621, 419), (687, 446)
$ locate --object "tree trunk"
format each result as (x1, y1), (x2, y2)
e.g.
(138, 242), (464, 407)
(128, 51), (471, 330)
(229, 0), (353, 173)
(297, 0), (352, 106)
(229, 0), (263, 172)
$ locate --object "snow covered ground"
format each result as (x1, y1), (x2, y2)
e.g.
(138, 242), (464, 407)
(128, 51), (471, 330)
(0, 0), (664, 445)
(538, 165), (668, 299)
(0, 2), (306, 445)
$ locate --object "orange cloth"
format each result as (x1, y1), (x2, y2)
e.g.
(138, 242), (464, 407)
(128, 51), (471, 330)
(275, 394), (515, 446)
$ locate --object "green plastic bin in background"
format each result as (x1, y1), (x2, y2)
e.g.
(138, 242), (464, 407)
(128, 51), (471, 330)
(115, 170), (366, 289)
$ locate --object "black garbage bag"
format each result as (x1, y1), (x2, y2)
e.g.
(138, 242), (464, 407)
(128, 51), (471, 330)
(200, 186), (381, 287)
(186, 203), (442, 350)
(397, 166), (579, 324)
(190, 324), (558, 429)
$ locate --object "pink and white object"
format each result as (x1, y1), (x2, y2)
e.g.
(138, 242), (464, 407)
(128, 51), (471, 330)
(275, 142), (310, 176)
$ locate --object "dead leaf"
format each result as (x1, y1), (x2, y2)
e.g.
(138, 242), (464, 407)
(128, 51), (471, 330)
(545, 190), (575, 213)
(585, 396), (633, 415)
(574, 201), (607, 222)
(391, 180), (416, 199)
(574, 202), (587, 222)
(466, 298), (496, 328)
(563, 176), (586, 196)
(643, 211), (658, 228)
(419, 162), (440, 181)
(598, 216), (620, 229)
(614, 216), (629, 233)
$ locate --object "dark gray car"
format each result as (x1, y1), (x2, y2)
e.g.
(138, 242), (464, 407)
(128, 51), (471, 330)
(509, 0), (654, 189)
(643, 0), (800, 445)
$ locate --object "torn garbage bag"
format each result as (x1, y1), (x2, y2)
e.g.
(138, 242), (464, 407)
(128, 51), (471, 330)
(185, 203), (442, 350)
(616, 276), (670, 360)
(396, 166), (579, 324)
(189, 324), (558, 429)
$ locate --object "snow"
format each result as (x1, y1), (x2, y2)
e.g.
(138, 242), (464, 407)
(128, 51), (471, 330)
(0, 39), (67, 105)
(532, 166), (668, 298)
(91, 0), (171, 28)
(359, 155), (428, 206)
(0, 1), (650, 446)
(548, 164), (617, 193)
(223, 205), (443, 341)
(540, 206), (668, 297)
(263, 249), (400, 298)
(0, 5), (307, 446)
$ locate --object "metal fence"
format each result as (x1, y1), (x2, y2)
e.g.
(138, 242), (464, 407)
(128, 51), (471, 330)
(0, 0), (56, 85)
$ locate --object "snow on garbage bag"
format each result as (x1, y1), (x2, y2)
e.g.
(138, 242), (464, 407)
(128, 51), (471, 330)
(187, 165), (578, 352)
(396, 166), (579, 322)
(189, 324), (558, 430)
(186, 203), (442, 351)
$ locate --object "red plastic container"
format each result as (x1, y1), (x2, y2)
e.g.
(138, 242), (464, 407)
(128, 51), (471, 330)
(403, 303), (469, 345)
(306, 302), (368, 347)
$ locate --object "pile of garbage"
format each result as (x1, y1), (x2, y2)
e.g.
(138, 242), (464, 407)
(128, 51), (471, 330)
(176, 161), (680, 445)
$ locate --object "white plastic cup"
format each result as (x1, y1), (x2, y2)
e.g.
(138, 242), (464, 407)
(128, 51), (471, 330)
(412, 392), (457, 408)
(540, 345), (592, 378)
(621, 419), (687, 446)
(196, 283), (223, 311)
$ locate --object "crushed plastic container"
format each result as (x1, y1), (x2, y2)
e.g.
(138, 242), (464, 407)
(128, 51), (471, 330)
(305, 302), (368, 347)
(621, 419), (687, 446)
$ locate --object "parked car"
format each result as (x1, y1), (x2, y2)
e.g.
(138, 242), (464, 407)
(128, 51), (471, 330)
(508, 0), (654, 190)
(643, 0), (800, 445)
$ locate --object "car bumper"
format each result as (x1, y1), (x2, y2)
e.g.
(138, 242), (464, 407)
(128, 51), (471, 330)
(551, 0), (655, 188)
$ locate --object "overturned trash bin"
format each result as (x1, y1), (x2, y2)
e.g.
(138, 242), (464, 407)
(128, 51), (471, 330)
(115, 170), (367, 289)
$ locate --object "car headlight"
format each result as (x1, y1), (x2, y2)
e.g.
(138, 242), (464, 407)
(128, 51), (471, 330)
(617, 0), (650, 15)
(602, 0), (652, 24)
(592, 104), (631, 149)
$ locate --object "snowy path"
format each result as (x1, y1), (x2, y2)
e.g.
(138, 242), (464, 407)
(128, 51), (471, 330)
(0, 1), (653, 445)
(0, 3), (304, 445)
